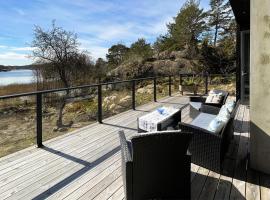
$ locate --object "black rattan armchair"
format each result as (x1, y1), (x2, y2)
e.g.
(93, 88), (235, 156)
(189, 89), (229, 108)
(178, 101), (239, 172)
(119, 130), (193, 200)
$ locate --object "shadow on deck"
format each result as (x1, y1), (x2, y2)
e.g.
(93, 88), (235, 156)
(0, 95), (269, 200)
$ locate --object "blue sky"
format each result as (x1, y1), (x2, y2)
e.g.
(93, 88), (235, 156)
(0, 0), (209, 66)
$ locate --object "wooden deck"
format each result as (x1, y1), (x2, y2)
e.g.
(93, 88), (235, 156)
(0, 95), (269, 200)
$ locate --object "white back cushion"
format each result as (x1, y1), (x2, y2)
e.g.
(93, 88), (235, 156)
(217, 105), (230, 122)
(207, 118), (225, 133)
(225, 100), (236, 113)
(205, 93), (223, 104)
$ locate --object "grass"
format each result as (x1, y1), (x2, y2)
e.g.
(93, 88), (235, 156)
(0, 83), (37, 96)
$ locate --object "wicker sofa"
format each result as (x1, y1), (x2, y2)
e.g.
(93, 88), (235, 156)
(178, 100), (239, 172)
(190, 89), (230, 108)
(118, 130), (192, 200)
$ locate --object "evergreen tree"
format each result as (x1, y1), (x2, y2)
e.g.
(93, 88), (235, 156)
(208, 0), (232, 46)
(106, 43), (129, 67)
(166, 0), (208, 57)
(94, 58), (107, 82)
(128, 38), (153, 60)
(200, 21), (237, 74)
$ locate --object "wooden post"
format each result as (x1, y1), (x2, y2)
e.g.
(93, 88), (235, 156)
(36, 93), (43, 148)
(169, 76), (172, 96)
(154, 77), (157, 102)
(132, 80), (136, 110)
(179, 74), (183, 95)
(97, 84), (102, 123)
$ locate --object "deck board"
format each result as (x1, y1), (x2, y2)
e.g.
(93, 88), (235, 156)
(0, 95), (266, 200)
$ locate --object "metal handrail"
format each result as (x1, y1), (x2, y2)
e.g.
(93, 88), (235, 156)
(0, 75), (173, 147)
(0, 76), (158, 100)
(0, 73), (234, 148)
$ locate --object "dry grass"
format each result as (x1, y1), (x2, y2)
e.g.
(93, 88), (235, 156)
(0, 83), (37, 96)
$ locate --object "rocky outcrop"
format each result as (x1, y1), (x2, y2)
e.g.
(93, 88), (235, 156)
(110, 49), (200, 78)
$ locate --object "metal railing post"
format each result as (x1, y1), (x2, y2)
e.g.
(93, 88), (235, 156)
(36, 93), (43, 148)
(169, 76), (172, 96)
(132, 80), (136, 110)
(97, 84), (102, 123)
(205, 75), (208, 95)
(153, 77), (157, 102)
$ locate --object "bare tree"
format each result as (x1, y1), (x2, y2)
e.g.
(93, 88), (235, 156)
(31, 21), (92, 129)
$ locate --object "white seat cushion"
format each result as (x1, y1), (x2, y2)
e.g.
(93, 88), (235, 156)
(189, 102), (202, 110)
(191, 113), (216, 130)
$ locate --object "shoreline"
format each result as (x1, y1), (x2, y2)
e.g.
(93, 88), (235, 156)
(0, 69), (35, 87)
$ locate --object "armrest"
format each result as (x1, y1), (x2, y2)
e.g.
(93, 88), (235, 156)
(178, 122), (220, 137)
(118, 131), (133, 199)
(179, 104), (190, 122)
(189, 96), (206, 103)
(178, 122), (223, 171)
(118, 130), (132, 162)
(200, 105), (220, 115)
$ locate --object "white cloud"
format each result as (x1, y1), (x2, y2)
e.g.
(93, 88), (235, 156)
(11, 47), (35, 51)
(0, 52), (31, 65)
(88, 46), (108, 60)
(78, 39), (108, 60)
(0, 45), (34, 51)
(0, 0), (196, 65)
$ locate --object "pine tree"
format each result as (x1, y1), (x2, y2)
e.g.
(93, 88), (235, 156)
(128, 38), (153, 60)
(106, 43), (129, 68)
(208, 0), (233, 46)
(168, 0), (208, 57)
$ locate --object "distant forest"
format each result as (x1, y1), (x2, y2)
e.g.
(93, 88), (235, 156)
(0, 65), (34, 71)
